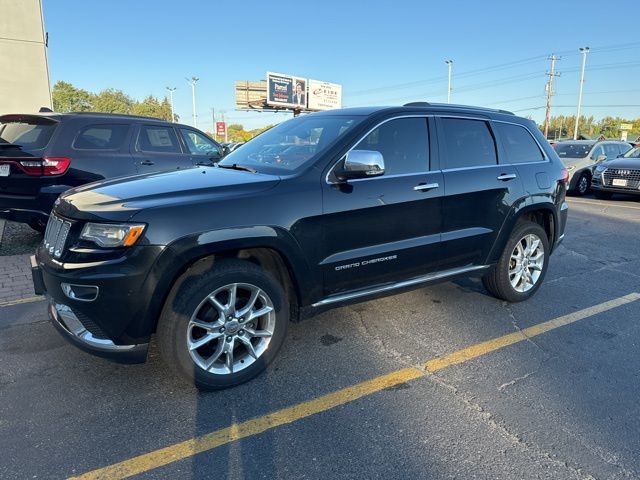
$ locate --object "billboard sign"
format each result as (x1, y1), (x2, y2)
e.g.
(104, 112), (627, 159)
(308, 79), (342, 111)
(216, 121), (226, 137)
(267, 72), (307, 109)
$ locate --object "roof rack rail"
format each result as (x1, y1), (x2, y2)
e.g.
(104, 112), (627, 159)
(69, 112), (167, 121)
(403, 102), (430, 107)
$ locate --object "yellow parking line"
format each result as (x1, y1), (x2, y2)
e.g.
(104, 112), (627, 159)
(70, 292), (640, 480)
(0, 296), (44, 308)
(567, 198), (640, 211)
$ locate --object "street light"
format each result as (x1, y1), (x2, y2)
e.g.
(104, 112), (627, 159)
(166, 87), (176, 122)
(445, 60), (453, 104)
(573, 47), (589, 140)
(186, 76), (199, 127)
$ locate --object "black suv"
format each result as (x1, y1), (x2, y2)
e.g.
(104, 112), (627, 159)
(0, 112), (223, 232)
(32, 103), (569, 390)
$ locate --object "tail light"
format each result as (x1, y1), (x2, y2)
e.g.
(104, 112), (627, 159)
(561, 168), (569, 185)
(18, 157), (71, 176)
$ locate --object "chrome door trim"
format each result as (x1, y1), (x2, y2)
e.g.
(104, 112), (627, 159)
(413, 182), (439, 191)
(497, 173), (517, 181)
(312, 264), (489, 307)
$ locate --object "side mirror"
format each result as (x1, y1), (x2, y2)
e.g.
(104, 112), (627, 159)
(337, 150), (385, 181)
(596, 154), (607, 162)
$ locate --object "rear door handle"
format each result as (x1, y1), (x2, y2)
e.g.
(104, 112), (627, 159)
(140, 160), (155, 166)
(497, 173), (517, 181)
(413, 182), (439, 192)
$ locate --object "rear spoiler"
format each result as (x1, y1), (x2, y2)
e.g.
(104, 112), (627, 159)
(0, 114), (60, 125)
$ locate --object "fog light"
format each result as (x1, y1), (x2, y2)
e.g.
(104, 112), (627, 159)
(61, 283), (99, 302)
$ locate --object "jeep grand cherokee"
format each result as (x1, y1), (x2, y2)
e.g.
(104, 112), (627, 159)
(31, 103), (569, 390)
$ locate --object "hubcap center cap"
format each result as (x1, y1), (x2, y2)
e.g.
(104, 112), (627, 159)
(225, 319), (241, 335)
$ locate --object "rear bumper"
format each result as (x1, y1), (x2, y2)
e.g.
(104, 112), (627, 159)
(0, 185), (71, 224)
(554, 201), (569, 251)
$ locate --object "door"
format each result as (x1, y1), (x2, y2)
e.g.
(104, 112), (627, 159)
(132, 124), (193, 173)
(321, 116), (443, 296)
(178, 128), (223, 166)
(437, 117), (525, 268)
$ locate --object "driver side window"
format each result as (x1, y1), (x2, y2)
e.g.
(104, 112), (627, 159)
(355, 118), (429, 175)
(180, 129), (220, 156)
(590, 145), (605, 160)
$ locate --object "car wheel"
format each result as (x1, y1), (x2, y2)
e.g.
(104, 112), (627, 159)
(594, 190), (613, 200)
(157, 259), (289, 390)
(574, 172), (590, 196)
(482, 220), (549, 303)
(28, 219), (47, 234)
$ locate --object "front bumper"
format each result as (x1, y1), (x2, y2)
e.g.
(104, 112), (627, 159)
(591, 176), (640, 196)
(47, 300), (148, 363)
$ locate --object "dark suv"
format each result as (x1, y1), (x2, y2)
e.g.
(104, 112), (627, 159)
(32, 103), (569, 390)
(0, 112), (223, 232)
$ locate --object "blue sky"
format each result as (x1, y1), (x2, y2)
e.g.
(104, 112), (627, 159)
(44, 0), (640, 131)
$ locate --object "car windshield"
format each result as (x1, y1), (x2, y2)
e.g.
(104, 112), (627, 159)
(554, 143), (594, 159)
(218, 115), (363, 174)
(622, 147), (640, 159)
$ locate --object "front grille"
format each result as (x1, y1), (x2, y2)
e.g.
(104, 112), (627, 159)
(43, 214), (72, 258)
(603, 168), (640, 190)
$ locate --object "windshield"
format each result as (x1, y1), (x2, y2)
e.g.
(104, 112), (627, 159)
(553, 143), (594, 159)
(0, 121), (57, 150)
(622, 147), (640, 159)
(218, 115), (363, 174)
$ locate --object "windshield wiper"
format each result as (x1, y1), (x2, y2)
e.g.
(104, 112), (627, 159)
(0, 142), (23, 149)
(215, 163), (257, 173)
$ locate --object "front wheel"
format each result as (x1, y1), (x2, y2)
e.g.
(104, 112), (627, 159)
(482, 221), (550, 302)
(573, 172), (590, 196)
(157, 259), (289, 390)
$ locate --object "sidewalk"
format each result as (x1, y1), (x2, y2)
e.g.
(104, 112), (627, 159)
(0, 254), (39, 304)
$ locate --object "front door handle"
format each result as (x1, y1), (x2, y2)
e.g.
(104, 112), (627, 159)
(497, 173), (517, 181)
(413, 182), (439, 192)
(140, 160), (155, 166)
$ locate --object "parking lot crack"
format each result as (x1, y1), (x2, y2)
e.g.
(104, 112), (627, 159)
(425, 372), (596, 480)
(502, 303), (546, 353)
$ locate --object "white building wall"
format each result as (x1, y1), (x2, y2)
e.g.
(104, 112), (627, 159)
(0, 0), (52, 114)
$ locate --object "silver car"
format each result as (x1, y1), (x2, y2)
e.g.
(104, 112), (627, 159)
(554, 140), (632, 195)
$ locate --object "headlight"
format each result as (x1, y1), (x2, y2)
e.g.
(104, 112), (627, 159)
(595, 165), (606, 173)
(80, 223), (146, 248)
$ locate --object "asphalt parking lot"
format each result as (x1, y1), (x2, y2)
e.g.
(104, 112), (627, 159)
(1, 195), (639, 480)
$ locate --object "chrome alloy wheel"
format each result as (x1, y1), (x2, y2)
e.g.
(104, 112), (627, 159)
(578, 175), (589, 194)
(509, 233), (545, 293)
(187, 283), (275, 375)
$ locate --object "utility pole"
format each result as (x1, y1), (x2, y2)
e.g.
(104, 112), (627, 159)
(573, 46), (589, 140)
(221, 111), (227, 143)
(186, 76), (199, 127)
(166, 87), (176, 122)
(543, 54), (560, 140)
(212, 108), (216, 141)
(445, 60), (453, 104)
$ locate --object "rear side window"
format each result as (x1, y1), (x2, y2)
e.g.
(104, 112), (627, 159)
(73, 124), (129, 150)
(440, 118), (497, 169)
(137, 126), (182, 153)
(355, 117), (429, 175)
(494, 123), (544, 164)
(0, 121), (57, 150)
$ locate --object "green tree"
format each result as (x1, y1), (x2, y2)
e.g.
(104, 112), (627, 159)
(51, 81), (93, 112)
(92, 88), (135, 114)
(131, 95), (172, 120)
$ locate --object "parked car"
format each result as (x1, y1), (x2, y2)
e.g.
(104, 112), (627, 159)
(0, 112), (223, 232)
(32, 103), (568, 390)
(591, 146), (640, 199)
(553, 140), (632, 195)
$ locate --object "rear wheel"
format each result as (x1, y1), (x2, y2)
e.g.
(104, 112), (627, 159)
(482, 221), (549, 302)
(157, 259), (288, 390)
(594, 190), (613, 200)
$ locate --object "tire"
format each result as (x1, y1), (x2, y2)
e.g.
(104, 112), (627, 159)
(573, 172), (590, 196)
(482, 220), (550, 303)
(594, 190), (613, 200)
(157, 259), (289, 390)
(28, 219), (47, 234)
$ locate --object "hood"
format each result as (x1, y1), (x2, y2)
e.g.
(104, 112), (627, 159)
(56, 167), (281, 222)
(600, 157), (640, 170)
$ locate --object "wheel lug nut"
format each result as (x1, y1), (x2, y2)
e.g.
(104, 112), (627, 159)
(238, 330), (244, 336)
(219, 327), (225, 333)
(226, 336), (232, 342)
